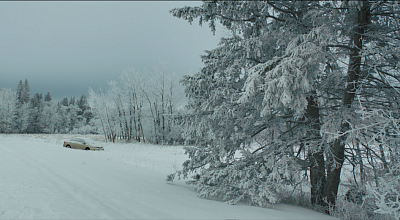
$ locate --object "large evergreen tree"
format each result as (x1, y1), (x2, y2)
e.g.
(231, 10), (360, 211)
(169, 0), (400, 213)
(26, 93), (44, 133)
(77, 94), (93, 125)
(0, 88), (15, 133)
(13, 79), (31, 133)
(44, 92), (52, 102)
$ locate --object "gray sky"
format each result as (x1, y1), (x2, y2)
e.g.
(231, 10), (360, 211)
(0, 1), (222, 101)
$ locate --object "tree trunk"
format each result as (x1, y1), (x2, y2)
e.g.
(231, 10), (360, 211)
(356, 143), (365, 186)
(306, 94), (326, 206)
(324, 139), (345, 210)
(324, 2), (370, 211)
(379, 143), (389, 174)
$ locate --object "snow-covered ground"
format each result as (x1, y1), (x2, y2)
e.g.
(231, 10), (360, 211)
(0, 134), (338, 219)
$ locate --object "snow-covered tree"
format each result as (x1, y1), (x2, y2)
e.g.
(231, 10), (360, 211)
(139, 65), (177, 144)
(44, 92), (52, 102)
(42, 97), (57, 134)
(13, 79), (31, 133)
(60, 97), (69, 107)
(16, 79), (30, 105)
(0, 88), (15, 133)
(345, 105), (400, 220)
(77, 94), (92, 124)
(89, 87), (120, 142)
(26, 93), (44, 133)
(120, 68), (146, 142)
(168, 0), (400, 213)
(0, 79), (95, 135)
(89, 66), (180, 144)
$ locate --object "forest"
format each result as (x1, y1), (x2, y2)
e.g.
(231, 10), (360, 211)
(0, 79), (94, 135)
(0, 66), (182, 145)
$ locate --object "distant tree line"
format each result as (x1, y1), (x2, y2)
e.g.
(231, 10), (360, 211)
(89, 66), (184, 144)
(1, 72), (185, 145)
(0, 79), (94, 134)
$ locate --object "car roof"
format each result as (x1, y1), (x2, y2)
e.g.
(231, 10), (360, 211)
(70, 137), (93, 143)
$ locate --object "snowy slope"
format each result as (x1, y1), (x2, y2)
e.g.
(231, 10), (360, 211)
(0, 134), (338, 219)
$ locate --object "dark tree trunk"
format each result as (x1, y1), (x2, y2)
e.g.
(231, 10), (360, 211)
(310, 151), (325, 206)
(306, 94), (326, 206)
(324, 139), (345, 210)
(324, 2), (370, 212)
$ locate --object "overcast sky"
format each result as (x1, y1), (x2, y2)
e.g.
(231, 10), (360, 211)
(0, 1), (223, 100)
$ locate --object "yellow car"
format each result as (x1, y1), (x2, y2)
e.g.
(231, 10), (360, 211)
(63, 138), (104, 151)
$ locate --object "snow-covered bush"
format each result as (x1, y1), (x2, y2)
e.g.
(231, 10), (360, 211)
(367, 163), (400, 220)
(329, 197), (389, 220)
(343, 104), (400, 220)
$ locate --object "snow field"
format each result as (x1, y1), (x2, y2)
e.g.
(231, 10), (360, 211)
(0, 134), (338, 219)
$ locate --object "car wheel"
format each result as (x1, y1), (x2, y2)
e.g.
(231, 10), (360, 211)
(85, 147), (90, 151)
(66, 145), (71, 148)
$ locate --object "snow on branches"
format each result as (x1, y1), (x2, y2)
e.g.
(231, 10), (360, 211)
(239, 26), (331, 118)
